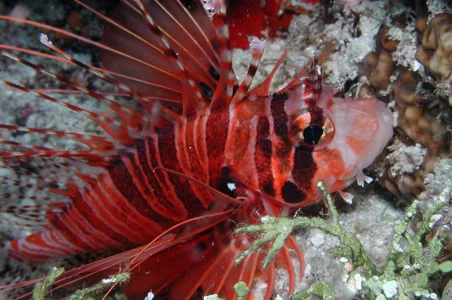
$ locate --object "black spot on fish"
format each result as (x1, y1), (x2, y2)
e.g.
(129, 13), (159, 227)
(218, 167), (237, 198)
(199, 82), (213, 97)
(248, 64), (258, 76)
(164, 49), (178, 59)
(232, 84), (239, 95)
(209, 65), (220, 81)
(282, 181), (306, 203)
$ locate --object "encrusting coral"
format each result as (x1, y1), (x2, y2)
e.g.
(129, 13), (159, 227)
(386, 67), (451, 199)
(416, 13), (452, 82)
(359, 7), (452, 201)
(360, 25), (395, 98)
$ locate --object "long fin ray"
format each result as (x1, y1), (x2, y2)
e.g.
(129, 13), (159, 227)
(133, 0), (210, 116)
(251, 49), (288, 95)
(152, 0), (220, 83)
(2, 48), (146, 133)
(210, 0), (237, 110)
(0, 15), (181, 83)
(1, 80), (137, 146)
(231, 37), (266, 104)
(0, 45), (183, 101)
(105, 0), (218, 88)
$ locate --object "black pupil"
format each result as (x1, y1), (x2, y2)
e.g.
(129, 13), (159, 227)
(303, 125), (324, 145)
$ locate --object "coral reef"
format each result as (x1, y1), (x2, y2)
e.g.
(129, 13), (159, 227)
(235, 182), (452, 299)
(355, 6), (452, 201)
(416, 13), (452, 82)
(2, 0), (452, 299)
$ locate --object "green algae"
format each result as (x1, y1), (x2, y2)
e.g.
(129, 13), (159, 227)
(233, 182), (451, 299)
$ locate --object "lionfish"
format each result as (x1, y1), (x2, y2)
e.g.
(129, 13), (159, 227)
(0, 0), (393, 299)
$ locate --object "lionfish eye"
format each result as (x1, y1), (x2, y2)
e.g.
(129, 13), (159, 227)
(291, 112), (335, 147)
(303, 125), (324, 145)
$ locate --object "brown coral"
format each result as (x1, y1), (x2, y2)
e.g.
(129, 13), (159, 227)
(359, 26), (396, 98)
(359, 15), (452, 201)
(380, 63), (451, 200)
(416, 13), (452, 81)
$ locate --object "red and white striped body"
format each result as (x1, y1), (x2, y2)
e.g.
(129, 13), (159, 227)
(0, 0), (392, 299)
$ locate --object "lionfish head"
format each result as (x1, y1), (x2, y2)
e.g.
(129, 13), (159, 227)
(278, 64), (393, 206)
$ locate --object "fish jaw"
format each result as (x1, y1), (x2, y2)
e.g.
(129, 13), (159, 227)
(313, 96), (393, 191)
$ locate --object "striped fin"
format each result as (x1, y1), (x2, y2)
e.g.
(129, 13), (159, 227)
(0, 43), (181, 102)
(0, 15), (182, 103)
(0, 0), (234, 113)
(1, 79), (137, 148)
(209, 0), (238, 110)
(231, 37), (266, 104)
(3, 41), (145, 134)
(131, 0), (207, 115)
(124, 232), (305, 299)
(99, 0), (224, 115)
(0, 204), (64, 230)
(0, 36), (184, 154)
(37, 33), (184, 128)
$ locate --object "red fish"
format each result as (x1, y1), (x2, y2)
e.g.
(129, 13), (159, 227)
(0, 0), (393, 299)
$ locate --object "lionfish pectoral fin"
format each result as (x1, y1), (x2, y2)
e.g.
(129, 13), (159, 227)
(117, 208), (239, 299)
(170, 234), (304, 299)
(120, 232), (216, 299)
(98, 0), (221, 109)
(124, 230), (259, 300)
